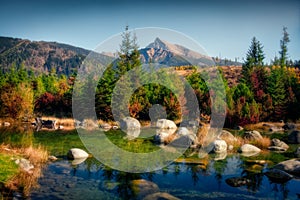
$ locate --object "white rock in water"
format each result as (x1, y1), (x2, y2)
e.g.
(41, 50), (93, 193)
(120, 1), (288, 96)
(67, 148), (89, 159)
(212, 139), (228, 153)
(120, 117), (141, 130)
(156, 119), (177, 129)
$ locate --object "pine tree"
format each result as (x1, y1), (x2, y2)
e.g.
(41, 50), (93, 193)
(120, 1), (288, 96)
(242, 37), (265, 83)
(267, 68), (287, 120)
(96, 26), (141, 121)
(279, 26), (290, 67)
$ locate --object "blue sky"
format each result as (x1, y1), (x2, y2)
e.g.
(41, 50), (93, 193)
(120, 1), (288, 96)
(1, 0), (299, 63)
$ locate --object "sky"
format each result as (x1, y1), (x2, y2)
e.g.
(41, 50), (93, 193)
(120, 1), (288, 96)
(0, 0), (299, 63)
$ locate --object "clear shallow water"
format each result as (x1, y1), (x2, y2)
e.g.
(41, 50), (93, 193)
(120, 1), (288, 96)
(30, 155), (300, 200)
(1, 128), (299, 200)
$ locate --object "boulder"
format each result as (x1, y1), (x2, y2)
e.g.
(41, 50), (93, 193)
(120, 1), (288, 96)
(273, 159), (300, 176)
(143, 192), (180, 200)
(120, 117), (141, 130)
(213, 152), (227, 160)
(225, 177), (251, 187)
(15, 158), (34, 173)
(239, 144), (261, 154)
(288, 130), (300, 144)
(131, 179), (159, 199)
(268, 146), (287, 152)
(265, 168), (293, 183)
(283, 123), (296, 130)
(234, 125), (244, 131)
(67, 148), (89, 159)
(125, 128), (141, 140)
(243, 130), (263, 141)
(212, 139), (227, 153)
(176, 127), (197, 144)
(4, 122), (10, 127)
(219, 130), (237, 143)
(71, 157), (87, 166)
(180, 120), (199, 129)
(154, 129), (176, 144)
(100, 123), (112, 130)
(82, 119), (98, 129)
(268, 138), (289, 151)
(156, 119), (177, 129)
(48, 155), (58, 161)
(271, 138), (289, 150)
(295, 147), (300, 158)
(269, 126), (284, 132)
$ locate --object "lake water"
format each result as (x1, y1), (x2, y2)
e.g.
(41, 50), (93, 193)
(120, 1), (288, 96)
(29, 156), (300, 200)
(1, 128), (300, 199)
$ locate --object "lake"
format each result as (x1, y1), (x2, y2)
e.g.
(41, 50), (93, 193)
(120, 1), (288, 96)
(1, 127), (300, 199)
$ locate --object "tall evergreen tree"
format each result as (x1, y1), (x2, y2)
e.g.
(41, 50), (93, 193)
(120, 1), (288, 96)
(279, 26), (290, 67)
(96, 26), (141, 120)
(267, 68), (287, 120)
(241, 37), (265, 83)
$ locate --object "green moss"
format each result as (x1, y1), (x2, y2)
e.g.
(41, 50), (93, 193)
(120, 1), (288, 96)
(104, 130), (159, 153)
(0, 153), (19, 183)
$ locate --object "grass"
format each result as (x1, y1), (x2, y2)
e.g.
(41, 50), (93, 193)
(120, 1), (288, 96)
(33, 130), (85, 156)
(0, 143), (49, 197)
(248, 136), (271, 150)
(105, 130), (160, 153)
(0, 153), (19, 183)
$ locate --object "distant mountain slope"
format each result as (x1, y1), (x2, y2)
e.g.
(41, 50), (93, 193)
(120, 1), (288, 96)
(139, 38), (215, 66)
(0, 36), (241, 76)
(0, 36), (113, 76)
(139, 38), (241, 67)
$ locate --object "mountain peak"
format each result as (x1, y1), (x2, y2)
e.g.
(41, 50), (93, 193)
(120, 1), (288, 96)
(146, 37), (168, 50)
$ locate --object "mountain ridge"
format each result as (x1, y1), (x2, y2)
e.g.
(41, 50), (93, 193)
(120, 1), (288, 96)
(0, 36), (241, 75)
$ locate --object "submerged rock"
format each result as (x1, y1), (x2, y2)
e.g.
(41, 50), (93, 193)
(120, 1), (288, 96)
(225, 177), (251, 187)
(265, 168), (293, 183)
(273, 159), (300, 176)
(71, 157), (87, 166)
(131, 179), (159, 199)
(67, 148), (89, 159)
(213, 152), (227, 161)
(143, 192), (180, 200)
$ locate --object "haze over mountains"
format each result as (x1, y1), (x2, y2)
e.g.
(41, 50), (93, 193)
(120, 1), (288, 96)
(0, 36), (241, 76)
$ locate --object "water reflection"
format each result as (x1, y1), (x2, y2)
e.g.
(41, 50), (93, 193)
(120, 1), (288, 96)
(1, 128), (300, 199)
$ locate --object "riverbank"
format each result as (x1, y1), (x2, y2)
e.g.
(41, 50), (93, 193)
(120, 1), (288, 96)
(0, 144), (48, 197)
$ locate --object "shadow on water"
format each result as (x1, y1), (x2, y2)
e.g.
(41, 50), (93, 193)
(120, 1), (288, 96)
(1, 127), (300, 199)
